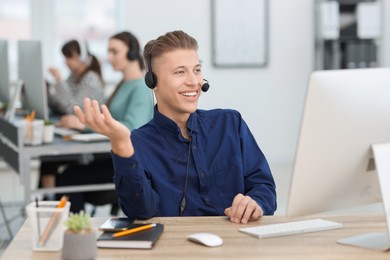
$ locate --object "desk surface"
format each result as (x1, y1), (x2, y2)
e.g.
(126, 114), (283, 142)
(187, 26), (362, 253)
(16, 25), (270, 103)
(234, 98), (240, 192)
(22, 136), (111, 157)
(2, 214), (389, 259)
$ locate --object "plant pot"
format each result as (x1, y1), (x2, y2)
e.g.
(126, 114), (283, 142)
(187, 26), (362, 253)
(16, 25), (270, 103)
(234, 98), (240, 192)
(62, 230), (97, 259)
(43, 124), (55, 143)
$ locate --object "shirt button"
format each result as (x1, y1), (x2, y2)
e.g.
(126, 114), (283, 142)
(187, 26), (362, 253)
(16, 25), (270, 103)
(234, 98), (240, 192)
(205, 197), (210, 202)
(192, 145), (196, 150)
(130, 162), (137, 168)
(201, 172), (205, 178)
(135, 193), (140, 197)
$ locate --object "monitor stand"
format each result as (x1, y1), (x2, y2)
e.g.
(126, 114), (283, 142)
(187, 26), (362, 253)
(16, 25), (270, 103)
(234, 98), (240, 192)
(4, 80), (23, 122)
(337, 232), (389, 251)
(337, 143), (390, 251)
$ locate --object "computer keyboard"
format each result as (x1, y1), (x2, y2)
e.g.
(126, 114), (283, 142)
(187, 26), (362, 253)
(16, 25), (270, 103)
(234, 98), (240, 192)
(239, 218), (343, 239)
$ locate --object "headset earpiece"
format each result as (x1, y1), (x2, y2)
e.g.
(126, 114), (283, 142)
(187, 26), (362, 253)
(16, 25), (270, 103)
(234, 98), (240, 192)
(127, 51), (138, 61)
(202, 79), (210, 92)
(145, 71), (157, 89)
(126, 32), (139, 61)
(77, 39), (92, 65)
(145, 52), (157, 89)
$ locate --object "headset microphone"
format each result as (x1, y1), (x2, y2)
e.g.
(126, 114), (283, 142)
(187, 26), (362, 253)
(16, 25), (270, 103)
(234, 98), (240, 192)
(201, 79), (210, 92)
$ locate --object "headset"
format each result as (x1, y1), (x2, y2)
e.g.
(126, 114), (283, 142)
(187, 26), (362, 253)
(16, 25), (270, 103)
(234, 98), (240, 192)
(77, 39), (92, 66)
(125, 32), (139, 61)
(145, 51), (210, 92)
(144, 43), (209, 214)
(180, 119), (194, 215)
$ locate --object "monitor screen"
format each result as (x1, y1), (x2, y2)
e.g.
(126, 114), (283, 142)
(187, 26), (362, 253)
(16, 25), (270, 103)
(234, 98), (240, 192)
(0, 40), (10, 104)
(18, 40), (49, 120)
(286, 68), (390, 217)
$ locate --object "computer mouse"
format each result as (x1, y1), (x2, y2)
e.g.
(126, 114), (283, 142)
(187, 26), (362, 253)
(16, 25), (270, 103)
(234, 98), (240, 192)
(186, 232), (223, 247)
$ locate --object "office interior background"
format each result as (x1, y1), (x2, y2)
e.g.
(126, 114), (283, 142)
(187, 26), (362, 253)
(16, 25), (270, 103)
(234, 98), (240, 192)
(0, 0), (389, 212)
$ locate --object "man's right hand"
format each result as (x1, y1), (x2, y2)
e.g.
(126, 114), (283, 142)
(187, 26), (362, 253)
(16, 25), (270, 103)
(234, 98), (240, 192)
(74, 98), (134, 157)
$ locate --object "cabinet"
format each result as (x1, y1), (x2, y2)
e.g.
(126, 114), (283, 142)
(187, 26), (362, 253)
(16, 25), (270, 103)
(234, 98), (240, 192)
(315, 0), (383, 70)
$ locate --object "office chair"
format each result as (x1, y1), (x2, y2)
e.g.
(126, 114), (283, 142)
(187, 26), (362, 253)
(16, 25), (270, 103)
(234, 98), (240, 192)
(84, 190), (119, 217)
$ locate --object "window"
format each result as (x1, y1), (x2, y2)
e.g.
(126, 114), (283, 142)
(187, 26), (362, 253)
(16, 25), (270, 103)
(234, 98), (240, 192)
(53, 0), (123, 83)
(0, 0), (123, 84)
(0, 0), (30, 80)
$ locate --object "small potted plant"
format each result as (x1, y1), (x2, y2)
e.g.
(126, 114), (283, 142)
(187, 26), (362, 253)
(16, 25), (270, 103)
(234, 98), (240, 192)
(62, 211), (97, 259)
(43, 120), (55, 143)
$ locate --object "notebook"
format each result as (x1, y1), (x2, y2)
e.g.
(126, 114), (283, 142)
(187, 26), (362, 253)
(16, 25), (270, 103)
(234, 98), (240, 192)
(97, 223), (164, 249)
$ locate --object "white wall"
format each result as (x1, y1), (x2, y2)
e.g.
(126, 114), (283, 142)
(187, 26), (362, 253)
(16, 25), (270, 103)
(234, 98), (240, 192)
(122, 0), (314, 167)
(2, 0), (389, 206)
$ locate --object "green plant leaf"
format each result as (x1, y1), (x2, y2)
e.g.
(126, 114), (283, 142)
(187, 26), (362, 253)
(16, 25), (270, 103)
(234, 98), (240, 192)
(64, 210), (92, 233)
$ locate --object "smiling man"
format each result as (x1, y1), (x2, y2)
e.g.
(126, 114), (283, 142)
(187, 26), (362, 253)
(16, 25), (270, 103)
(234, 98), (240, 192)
(74, 30), (276, 224)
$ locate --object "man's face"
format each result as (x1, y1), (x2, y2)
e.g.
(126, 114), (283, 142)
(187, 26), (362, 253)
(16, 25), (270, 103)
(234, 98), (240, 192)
(153, 48), (203, 121)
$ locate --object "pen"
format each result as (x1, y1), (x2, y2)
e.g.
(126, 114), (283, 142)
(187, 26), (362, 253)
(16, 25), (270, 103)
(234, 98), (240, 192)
(39, 195), (68, 246)
(112, 223), (157, 238)
(63, 135), (72, 141)
(35, 197), (41, 244)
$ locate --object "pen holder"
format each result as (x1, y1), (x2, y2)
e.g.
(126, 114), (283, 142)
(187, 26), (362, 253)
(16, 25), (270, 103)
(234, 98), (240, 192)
(16, 119), (44, 146)
(25, 200), (71, 251)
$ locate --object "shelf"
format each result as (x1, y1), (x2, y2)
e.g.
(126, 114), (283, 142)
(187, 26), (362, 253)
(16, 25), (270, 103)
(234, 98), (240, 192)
(315, 0), (382, 70)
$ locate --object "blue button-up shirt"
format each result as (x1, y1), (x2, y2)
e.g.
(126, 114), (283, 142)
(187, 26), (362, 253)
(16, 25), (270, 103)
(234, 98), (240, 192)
(112, 107), (277, 219)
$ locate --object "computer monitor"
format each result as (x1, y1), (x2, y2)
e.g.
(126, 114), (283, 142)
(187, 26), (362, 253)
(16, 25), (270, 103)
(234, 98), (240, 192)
(18, 40), (49, 120)
(0, 40), (10, 104)
(286, 68), (390, 217)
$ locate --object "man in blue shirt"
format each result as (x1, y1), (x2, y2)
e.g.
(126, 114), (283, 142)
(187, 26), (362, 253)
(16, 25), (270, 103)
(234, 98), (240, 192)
(74, 30), (276, 224)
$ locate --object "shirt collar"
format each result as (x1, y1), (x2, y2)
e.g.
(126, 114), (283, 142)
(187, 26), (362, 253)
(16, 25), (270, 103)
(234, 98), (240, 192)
(153, 105), (199, 136)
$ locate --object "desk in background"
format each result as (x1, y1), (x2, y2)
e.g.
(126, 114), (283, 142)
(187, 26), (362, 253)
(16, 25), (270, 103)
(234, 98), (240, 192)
(2, 215), (389, 259)
(0, 118), (113, 205)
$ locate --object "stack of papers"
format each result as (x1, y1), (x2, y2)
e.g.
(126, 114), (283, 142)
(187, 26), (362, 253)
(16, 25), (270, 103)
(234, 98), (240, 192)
(54, 127), (80, 136)
(68, 133), (109, 142)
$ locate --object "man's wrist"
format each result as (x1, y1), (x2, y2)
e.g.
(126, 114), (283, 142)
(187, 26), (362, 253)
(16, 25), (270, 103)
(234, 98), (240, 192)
(111, 138), (134, 157)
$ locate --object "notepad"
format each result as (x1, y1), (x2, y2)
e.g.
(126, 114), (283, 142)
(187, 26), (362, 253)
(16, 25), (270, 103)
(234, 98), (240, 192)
(97, 223), (164, 249)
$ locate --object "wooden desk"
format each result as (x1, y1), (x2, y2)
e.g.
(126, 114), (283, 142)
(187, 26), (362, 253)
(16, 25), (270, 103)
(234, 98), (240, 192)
(2, 215), (389, 259)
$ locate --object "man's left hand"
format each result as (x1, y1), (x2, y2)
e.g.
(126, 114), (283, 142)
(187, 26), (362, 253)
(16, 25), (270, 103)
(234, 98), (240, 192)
(224, 193), (263, 224)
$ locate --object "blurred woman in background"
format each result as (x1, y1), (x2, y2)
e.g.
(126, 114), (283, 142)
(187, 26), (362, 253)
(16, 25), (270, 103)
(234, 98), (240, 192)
(47, 39), (105, 116)
(41, 39), (105, 193)
(56, 31), (154, 214)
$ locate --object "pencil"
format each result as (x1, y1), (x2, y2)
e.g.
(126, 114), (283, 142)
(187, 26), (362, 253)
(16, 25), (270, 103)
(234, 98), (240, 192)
(112, 223), (157, 238)
(26, 110), (35, 141)
(38, 196), (68, 246)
